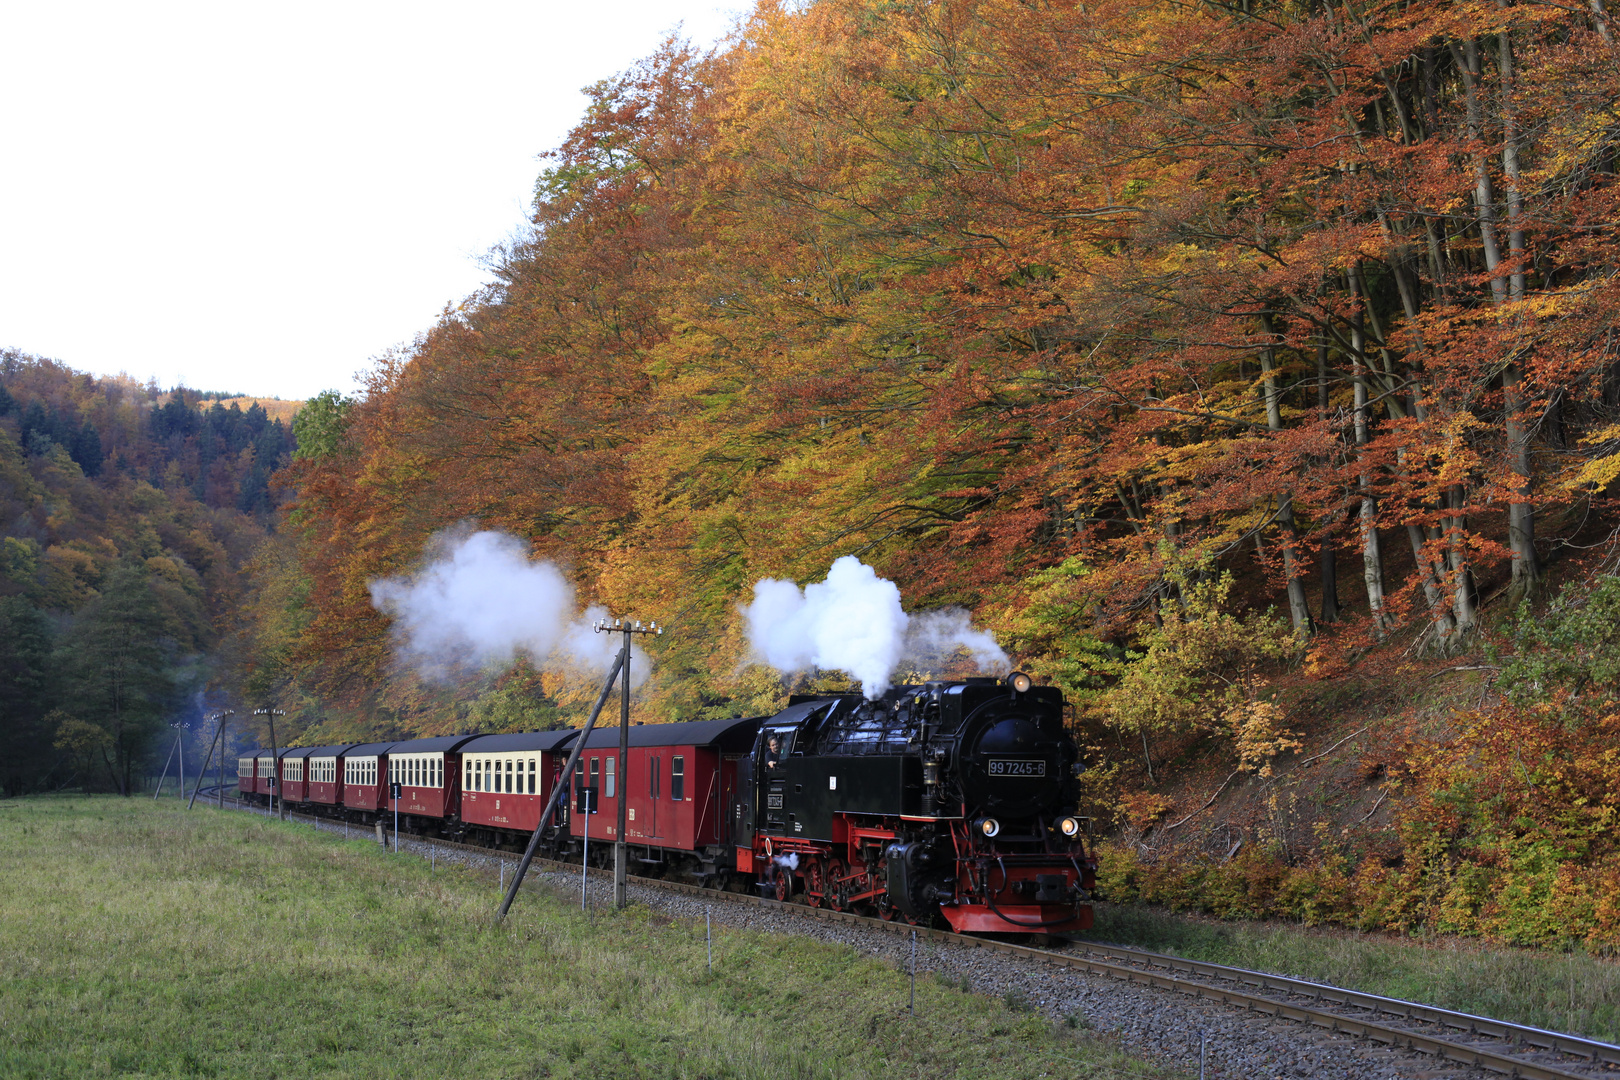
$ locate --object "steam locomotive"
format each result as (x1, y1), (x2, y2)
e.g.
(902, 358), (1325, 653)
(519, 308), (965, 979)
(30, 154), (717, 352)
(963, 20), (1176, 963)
(241, 673), (1096, 935)
(743, 674), (1095, 932)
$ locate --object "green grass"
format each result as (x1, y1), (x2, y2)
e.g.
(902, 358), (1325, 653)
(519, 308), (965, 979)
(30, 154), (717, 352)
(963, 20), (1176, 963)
(1089, 902), (1620, 1043)
(0, 798), (1181, 1079)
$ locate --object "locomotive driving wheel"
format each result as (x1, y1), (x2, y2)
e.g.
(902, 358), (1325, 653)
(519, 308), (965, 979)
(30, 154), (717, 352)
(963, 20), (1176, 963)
(772, 864), (791, 902)
(805, 858), (826, 908)
(826, 859), (848, 911)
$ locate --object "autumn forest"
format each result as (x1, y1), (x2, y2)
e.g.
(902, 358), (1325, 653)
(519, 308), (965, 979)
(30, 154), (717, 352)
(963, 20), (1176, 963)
(6, 0), (1620, 948)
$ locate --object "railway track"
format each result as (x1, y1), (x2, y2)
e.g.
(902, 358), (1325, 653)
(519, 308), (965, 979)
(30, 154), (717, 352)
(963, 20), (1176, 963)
(241, 801), (1620, 1079)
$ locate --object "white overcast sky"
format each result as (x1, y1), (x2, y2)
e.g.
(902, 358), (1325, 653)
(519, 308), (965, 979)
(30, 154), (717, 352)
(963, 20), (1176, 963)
(0, 1), (743, 402)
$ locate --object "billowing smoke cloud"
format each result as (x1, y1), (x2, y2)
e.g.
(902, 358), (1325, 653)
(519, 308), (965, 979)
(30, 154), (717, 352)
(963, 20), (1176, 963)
(743, 556), (1011, 698)
(369, 527), (647, 685)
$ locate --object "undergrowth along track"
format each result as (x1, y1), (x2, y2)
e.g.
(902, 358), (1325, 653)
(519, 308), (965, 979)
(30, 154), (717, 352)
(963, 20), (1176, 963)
(243, 802), (1619, 1079)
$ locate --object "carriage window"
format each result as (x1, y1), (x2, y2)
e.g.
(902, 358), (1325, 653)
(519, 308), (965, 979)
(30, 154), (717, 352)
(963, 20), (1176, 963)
(435, 759), (442, 788)
(589, 758), (600, 798)
(605, 756), (615, 798)
(527, 759), (536, 795)
(671, 757), (684, 801)
(650, 756), (661, 800)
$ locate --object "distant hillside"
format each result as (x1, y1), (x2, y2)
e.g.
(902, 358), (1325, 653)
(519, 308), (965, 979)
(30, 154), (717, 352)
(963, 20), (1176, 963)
(199, 396), (301, 425)
(0, 349), (300, 796)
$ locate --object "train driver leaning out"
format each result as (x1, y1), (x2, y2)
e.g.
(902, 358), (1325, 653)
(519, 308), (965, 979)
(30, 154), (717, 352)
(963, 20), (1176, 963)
(764, 735), (782, 772)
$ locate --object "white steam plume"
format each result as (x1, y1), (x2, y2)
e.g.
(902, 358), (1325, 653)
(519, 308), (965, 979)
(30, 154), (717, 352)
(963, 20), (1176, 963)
(369, 526), (646, 685)
(743, 555), (1010, 698)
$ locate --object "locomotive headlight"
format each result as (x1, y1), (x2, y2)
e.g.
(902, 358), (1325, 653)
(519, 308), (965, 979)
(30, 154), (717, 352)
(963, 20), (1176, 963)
(1008, 671), (1033, 694)
(977, 817), (1001, 838)
(1059, 816), (1083, 838)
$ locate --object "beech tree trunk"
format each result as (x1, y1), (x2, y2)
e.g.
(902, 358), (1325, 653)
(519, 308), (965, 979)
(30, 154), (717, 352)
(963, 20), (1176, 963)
(1260, 317), (1312, 637)
(1497, 21), (1541, 598)
(1347, 273), (1392, 639)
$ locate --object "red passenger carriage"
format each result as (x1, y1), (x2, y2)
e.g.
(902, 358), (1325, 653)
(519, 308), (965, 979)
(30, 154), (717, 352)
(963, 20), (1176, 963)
(340, 742), (394, 818)
(382, 735), (483, 827)
(280, 747), (319, 804)
(568, 718), (757, 877)
(237, 750), (262, 798)
(255, 750), (279, 800)
(303, 745), (360, 807)
(459, 730), (579, 840)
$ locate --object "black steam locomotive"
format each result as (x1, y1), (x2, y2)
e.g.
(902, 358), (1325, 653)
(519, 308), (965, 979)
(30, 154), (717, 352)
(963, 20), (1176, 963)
(740, 674), (1096, 933)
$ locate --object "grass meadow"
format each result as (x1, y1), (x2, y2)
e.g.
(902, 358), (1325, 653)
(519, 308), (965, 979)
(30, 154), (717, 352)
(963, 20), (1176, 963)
(1091, 902), (1620, 1042)
(0, 797), (1180, 1079)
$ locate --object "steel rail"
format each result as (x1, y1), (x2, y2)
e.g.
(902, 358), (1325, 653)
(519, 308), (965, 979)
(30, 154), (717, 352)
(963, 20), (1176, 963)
(1069, 939), (1620, 1071)
(236, 801), (1612, 1080)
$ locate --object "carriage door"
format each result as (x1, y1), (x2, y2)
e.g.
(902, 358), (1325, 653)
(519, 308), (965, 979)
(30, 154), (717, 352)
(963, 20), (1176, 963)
(648, 755), (662, 837)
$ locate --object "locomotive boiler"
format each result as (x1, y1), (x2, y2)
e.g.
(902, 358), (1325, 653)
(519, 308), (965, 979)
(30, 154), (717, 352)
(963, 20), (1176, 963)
(738, 674), (1096, 933)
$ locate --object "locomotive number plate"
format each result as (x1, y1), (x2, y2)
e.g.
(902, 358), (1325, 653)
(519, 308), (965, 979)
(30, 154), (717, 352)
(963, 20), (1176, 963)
(988, 759), (1046, 777)
(767, 794), (784, 809)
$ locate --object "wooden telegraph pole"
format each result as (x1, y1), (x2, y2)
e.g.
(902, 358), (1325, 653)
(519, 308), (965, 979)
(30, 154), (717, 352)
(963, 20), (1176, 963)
(255, 708), (286, 819)
(188, 710), (233, 811)
(594, 617), (664, 911)
(495, 649), (626, 921)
